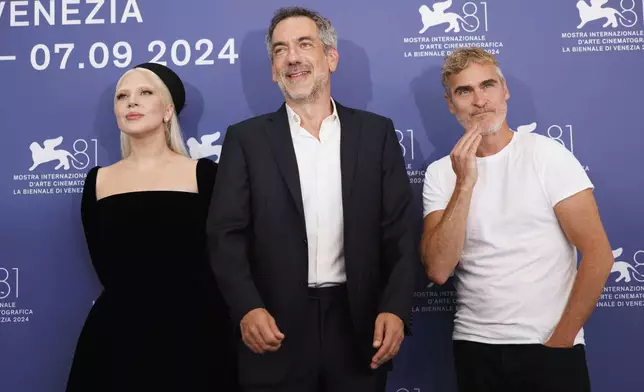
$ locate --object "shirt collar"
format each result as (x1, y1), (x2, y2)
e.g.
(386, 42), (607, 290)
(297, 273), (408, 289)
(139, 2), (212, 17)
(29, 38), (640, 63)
(285, 98), (339, 133)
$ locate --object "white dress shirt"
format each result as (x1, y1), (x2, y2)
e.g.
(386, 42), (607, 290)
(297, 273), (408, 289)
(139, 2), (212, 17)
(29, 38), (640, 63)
(286, 99), (346, 287)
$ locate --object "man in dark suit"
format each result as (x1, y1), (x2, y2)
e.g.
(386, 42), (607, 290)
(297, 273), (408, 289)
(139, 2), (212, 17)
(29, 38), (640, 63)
(207, 6), (416, 392)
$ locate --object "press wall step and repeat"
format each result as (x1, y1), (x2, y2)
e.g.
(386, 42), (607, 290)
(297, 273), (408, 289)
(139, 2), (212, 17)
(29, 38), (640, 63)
(1, 1), (642, 391)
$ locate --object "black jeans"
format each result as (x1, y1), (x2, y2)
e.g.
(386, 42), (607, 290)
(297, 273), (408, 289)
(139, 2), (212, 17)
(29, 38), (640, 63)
(454, 340), (591, 392)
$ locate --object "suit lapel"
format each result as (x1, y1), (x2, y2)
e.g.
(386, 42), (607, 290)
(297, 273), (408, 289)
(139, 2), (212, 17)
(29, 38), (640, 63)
(265, 104), (306, 229)
(264, 102), (361, 230)
(337, 102), (361, 215)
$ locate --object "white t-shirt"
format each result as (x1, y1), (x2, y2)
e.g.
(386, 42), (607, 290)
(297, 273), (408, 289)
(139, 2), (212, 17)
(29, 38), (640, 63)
(422, 131), (593, 345)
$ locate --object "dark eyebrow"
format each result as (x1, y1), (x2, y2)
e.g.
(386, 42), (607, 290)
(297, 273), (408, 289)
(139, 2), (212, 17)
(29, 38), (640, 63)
(453, 78), (498, 94)
(271, 41), (286, 50)
(272, 36), (315, 50)
(453, 85), (473, 94)
(480, 78), (498, 87)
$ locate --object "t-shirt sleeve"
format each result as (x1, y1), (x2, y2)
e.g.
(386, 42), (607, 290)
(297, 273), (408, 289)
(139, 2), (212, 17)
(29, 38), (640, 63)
(422, 162), (449, 217)
(539, 138), (594, 207)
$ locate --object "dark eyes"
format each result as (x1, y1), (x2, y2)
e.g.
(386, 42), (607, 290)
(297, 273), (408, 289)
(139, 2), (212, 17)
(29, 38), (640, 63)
(274, 41), (313, 56)
(455, 83), (495, 96)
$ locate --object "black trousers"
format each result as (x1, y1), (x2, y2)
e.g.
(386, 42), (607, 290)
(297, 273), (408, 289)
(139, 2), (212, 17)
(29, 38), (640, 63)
(453, 340), (591, 392)
(244, 285), (387, 392)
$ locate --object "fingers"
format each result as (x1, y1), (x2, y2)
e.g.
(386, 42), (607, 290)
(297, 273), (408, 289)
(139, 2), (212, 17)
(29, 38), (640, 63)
(376, 334), (402, 369)
(389, 330), (403, 358)
(370, 333), (403, 369)
(373, 314), (384, 348)
(452, 127), (480, 154)
(371, 318), (404, 369)
(452, 132), (480, 176)
(258, 321), (282, 351)
(462, 132), (482, 159)
(241, 310), (284, 354)
(452, 124), (483, 155)
(268, 315), (285, 340)
(468, 134), (483, 156)
(242, 325), (264, 354)
(371, 328), (394, 368)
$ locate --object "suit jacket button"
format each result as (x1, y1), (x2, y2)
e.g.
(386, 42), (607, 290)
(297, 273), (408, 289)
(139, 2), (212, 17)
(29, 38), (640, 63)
(303, 239), (308, 245)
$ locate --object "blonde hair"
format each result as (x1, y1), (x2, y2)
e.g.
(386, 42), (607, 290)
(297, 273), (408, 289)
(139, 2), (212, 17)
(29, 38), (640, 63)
(115, 68), (189, 159)
(441, 47), (505, 96)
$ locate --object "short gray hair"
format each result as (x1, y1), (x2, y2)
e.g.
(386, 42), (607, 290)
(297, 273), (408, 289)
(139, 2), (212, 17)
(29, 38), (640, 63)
(266, 7), (338, 61)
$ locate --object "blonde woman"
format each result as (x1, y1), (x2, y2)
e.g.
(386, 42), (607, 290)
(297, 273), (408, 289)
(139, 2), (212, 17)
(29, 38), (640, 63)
(66, 63), (238, 391)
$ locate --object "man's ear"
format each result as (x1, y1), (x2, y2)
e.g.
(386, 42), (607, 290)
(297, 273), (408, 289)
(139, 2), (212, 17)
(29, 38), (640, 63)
(327, 47), (339, 73)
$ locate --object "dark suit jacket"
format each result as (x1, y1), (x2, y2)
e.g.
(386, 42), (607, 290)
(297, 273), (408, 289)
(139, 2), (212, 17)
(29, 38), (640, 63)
(207, 101), (416, 386)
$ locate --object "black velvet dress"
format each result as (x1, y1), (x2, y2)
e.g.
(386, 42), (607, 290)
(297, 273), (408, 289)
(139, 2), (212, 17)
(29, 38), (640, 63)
(66, 158), (238, 391)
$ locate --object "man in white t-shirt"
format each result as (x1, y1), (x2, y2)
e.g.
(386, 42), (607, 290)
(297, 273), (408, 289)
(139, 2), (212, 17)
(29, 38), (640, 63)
(420, 47), (614, 392)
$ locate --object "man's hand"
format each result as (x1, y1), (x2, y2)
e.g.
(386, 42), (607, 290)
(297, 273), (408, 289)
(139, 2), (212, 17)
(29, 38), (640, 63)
(371, 312), (405, 369)
(240, 308), (285, 354)
(450, 122), (483, 190)
(544, 334), (575, 348)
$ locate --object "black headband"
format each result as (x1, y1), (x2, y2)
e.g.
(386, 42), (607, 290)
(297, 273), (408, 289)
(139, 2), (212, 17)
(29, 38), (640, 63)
(133, 62), (186, 115)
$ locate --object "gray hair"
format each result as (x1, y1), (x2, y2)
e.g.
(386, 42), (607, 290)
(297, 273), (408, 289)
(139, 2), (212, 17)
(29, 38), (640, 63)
(266, 7), (338, 61)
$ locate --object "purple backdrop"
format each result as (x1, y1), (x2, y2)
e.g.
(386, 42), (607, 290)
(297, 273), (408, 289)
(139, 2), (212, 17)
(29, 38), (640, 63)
(1, 1), (643, 391)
